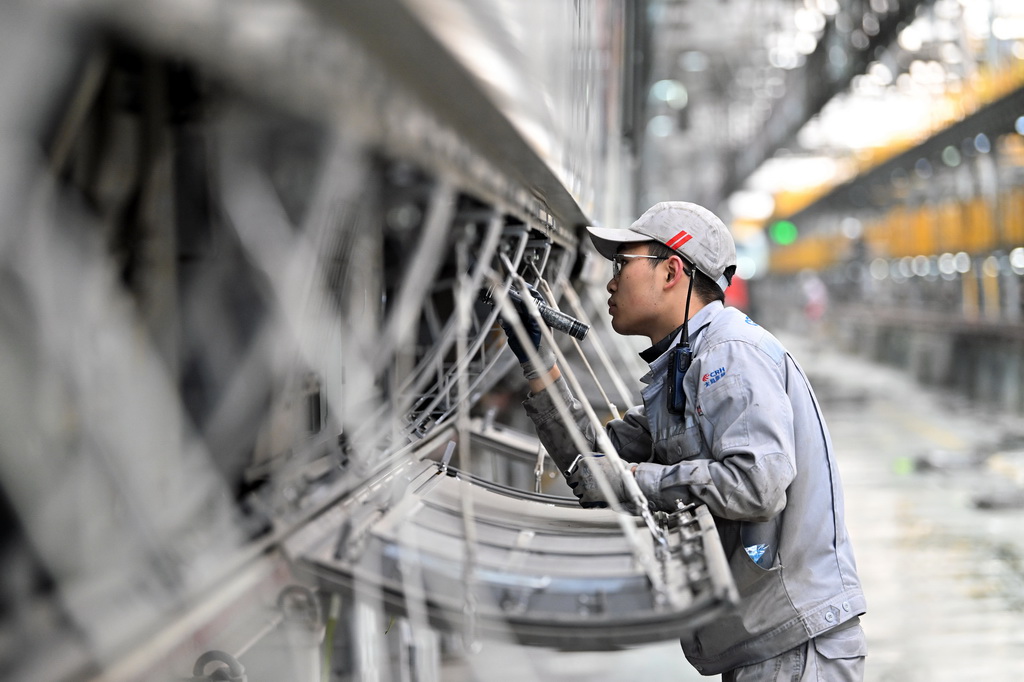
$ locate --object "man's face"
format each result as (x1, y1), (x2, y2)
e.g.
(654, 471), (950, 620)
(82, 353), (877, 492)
(605, 244), (668, 338)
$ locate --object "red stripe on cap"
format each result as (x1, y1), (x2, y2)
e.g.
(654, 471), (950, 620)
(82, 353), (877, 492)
(667, 229), (692, 248)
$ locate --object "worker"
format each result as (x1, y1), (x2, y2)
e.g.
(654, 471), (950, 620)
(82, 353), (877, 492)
(500, 201), (867, 680)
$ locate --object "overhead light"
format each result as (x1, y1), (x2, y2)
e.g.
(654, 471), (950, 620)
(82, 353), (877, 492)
(983, 255), (1000, 278)
(796, 32), (818, 55)
(962, 1), (992, 39)
(940, 42), (963, 63)
(679, 51), (709, 72)
(954, 252), (971, 274)
(941, 145), (961, 166)
(993, 17), (1024, 40)
(868, 61), (893, 84)
(909, 59), (945, 86)
(898, 25), (923, 51)
(770, 46), (802, 69)
(649, 79), (689, 110)
(795, 8), (826, 33)
(1010, 247), (1024, 275)
(862, 13), (880, 37)
(815, 0), (840, 17)
(646, 115), (675, 138)
(828, 45), (848, 69)
(841, 217), (863, 239)
(939, 252), (956, 275)
(735, 255), (758, 280)
(728, 191), (775, 221)
(933, 0), (961, 20)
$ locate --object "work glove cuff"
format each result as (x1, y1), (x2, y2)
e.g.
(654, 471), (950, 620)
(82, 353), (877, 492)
(567, 453), (633, 509)
(520, 344), (556, 381)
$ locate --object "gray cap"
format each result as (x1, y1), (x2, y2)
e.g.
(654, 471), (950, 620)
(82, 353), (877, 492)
(586, 201), (737, 290)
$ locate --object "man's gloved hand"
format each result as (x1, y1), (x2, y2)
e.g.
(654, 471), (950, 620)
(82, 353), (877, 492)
(498, 285), (556, 380)
(566, 453), (633, 509)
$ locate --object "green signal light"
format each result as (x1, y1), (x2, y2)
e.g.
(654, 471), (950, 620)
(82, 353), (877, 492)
(769, 220), (798, 245)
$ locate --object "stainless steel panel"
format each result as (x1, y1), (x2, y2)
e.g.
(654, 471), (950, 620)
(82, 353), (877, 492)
(288, 460), (737, 651)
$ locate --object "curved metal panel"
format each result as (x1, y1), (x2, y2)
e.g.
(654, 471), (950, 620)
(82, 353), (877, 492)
(287, 460), (737, 651)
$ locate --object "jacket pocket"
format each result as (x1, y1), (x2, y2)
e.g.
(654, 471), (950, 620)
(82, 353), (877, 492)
(740, 516), (782, 569)
(661, 416), (703, 464)
(695, 373), (749, 451)
(813, 620), (867, 660)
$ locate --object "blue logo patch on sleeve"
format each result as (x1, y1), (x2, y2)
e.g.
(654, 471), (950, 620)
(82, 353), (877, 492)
(744, 316), (759, 326)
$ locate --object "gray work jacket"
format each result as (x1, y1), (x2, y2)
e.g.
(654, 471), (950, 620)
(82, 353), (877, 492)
(523, 301), (866, 674)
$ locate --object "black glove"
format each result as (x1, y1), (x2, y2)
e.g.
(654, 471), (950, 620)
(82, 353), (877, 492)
(498, 285), (556, 379)
(566, 453), (632, 509)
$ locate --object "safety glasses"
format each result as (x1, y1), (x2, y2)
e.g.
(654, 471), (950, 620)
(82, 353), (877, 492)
(611, 254), (666, 279)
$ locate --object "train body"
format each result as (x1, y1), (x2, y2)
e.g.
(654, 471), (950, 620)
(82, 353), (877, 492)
(0, 2), (740, 680)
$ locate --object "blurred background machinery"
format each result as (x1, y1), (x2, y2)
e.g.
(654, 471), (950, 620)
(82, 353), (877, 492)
(1, 0), (1023, 680)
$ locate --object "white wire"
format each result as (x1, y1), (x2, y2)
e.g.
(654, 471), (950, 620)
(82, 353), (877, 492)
(528, 264), (620, 420)
(556, 278), (637, 412)
(486, 263), (668, 597)
(455, 235), (482, 653)
(509, 265), (666, 544)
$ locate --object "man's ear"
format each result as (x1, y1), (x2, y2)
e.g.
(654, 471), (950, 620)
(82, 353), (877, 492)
(664, 255), (686, 288)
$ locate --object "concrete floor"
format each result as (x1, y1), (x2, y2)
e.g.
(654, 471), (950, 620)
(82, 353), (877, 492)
(440, 335), (1024, 681)
(802, 336), (1024, 681)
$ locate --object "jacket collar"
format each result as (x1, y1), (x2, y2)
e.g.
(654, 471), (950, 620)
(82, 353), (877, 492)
(638, 301), (724, 384)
